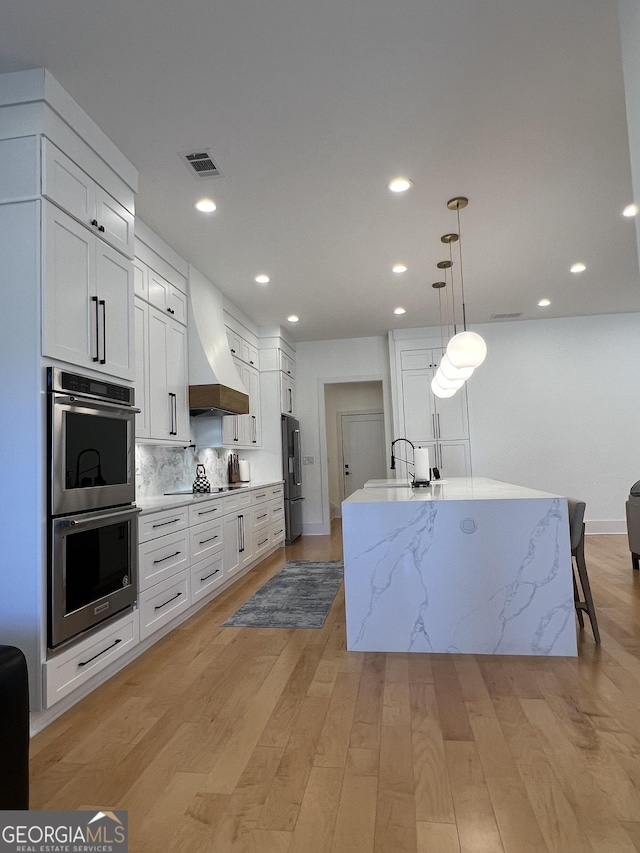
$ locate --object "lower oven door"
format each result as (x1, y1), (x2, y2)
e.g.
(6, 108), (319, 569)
(49, 505), (141, 650)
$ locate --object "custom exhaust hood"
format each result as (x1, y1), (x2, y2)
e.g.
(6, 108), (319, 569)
(188, 265), (250, 416)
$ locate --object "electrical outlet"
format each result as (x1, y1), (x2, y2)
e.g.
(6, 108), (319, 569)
(302, 456), (315, 465)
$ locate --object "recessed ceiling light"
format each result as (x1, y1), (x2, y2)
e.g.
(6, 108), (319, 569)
(392, 264), (408, 274)
(394, 307), (406, 315)
(287, 315), (299, 323)
(570, 262), (586, 273)
(623, 204), (639, 217)
(538, 298), (551, 307)
(255, 274), (270, 285)
(195, 198), (217, 213)
(388, 178), (413, 193)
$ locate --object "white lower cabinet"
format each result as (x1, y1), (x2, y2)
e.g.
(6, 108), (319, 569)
(44, 610), (139, 708)
(139, 571), (190, 641)
(139, 528), (190, 589)
(191, 552), (225, 603)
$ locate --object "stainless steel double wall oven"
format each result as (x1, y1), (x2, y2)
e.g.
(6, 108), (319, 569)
(47, 368), (140, 650)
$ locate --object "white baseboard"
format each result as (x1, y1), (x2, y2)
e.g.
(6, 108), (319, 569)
(586, 520), (627, 535)
(303, 521), (331, 536)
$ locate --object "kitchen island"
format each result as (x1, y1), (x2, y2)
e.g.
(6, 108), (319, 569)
(342, 477), (577, 656)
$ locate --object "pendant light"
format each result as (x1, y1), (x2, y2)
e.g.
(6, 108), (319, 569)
(444, 197), (487, 369)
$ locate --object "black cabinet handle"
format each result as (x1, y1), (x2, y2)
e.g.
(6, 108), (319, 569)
(154, 592), (182, 610)
(92, 296), (100, 362)
(167, 307), (175, 315)
(91, 219), (99, 227)
(201, 569), (221, 583)
(199, 535), (219, 545)
(230, 348), (236, 354)
(153, 550), (181, 564)
(152, 517), (181, 528)
(99, 299), (106, 364)
(98, 224), (105, 233)
(78, 638), (121, 667)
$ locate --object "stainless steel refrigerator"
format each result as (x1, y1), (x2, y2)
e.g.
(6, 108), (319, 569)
(281, 414), (303, 544)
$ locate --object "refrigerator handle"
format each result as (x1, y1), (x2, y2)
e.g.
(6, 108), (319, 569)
(293, 428), (302, 486)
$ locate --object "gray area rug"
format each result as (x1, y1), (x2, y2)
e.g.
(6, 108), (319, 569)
(223, 560), (344, 629)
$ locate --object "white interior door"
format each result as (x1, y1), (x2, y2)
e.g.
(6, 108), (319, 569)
(340, 412), (387, 499)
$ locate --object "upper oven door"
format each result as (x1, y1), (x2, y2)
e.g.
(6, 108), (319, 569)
(50, 392), (136, 516)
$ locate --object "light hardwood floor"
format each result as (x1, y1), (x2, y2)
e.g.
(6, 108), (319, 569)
(30, 523), (640, 853)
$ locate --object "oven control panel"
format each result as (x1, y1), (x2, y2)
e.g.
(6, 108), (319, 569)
(48, 367), (135, 406)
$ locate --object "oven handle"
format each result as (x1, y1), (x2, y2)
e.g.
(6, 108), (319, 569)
(52, 394), (140, 414)
(58, 506), (142, 529)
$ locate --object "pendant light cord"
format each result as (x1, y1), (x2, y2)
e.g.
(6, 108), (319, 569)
(456, 205), (467, 332)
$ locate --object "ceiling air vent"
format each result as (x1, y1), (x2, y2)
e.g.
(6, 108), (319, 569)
(180, 149), (223, 179)
(490, 312), (523, 320)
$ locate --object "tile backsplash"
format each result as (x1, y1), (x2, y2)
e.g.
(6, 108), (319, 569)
(136, 445), (228, 497)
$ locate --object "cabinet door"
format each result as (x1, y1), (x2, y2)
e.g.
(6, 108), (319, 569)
(134, 298), (150, 437)
(133, 258), (149, 299)
(437, 440), (471, 477)
(95, 240), (135, 380)
(247, 366), (261, 445)
(434, 387), (469, 441)
(94, 186), (134, 258)
(148, 306), (172, 438)
(224, 513), (241, 579)
(166, 319), (189, 442)
(240, 511), (253, 569)
(280, 374), (295, 415)
(43, 202), (96, 370)
(42, 139), (96, 227)
(401, 368), (436, 442)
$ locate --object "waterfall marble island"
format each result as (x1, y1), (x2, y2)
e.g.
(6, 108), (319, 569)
(342, 477), (577, 656)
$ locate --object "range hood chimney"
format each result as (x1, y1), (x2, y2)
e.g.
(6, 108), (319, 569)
(188, 265), (250, 416)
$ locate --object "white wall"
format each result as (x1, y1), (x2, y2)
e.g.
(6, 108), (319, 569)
(296, 337), (392, 534)
(467, 313), (640, 531)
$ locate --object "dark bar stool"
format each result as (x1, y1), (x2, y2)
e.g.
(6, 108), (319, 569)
(567, 499), (600, 645)
(0, 645), (30, 808)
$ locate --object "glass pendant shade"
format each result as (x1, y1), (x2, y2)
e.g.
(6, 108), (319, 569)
(434, 367), (465, 391)
(431, 376), (458, 398)
(439, 354), (474, 382)
(446, 331), (487, 369)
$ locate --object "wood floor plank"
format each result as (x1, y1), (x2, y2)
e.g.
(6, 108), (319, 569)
(410, 682), (456, 824)
(415, 822), (461, 853)
(287, 766), (342, 853)
(375, 723), (417, 853)
(331, 749), (378, 853)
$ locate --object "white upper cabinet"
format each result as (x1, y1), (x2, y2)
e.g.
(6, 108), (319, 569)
(42, 139), (134, 259)
(42, 201), (135, 380)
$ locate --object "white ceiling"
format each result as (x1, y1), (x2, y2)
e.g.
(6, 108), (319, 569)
(1, 0), (638, 341)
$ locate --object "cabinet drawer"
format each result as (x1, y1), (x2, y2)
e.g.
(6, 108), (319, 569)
(44, 611), (139, 708)
(223, 491), (252, 513)
(188, 498), (224, 526)
(190, 518), (224, 563)
(270, 519), (286, 546)
(253, 527), (272, 560)
(139, 529), (190, 590)
(252, 505), (271, 531)
(251, 487), (271, 506)
(139, 571), (190, 640)
(191, 553), (224, 603)
(269, 499), (284, 524)
(139, 507), (189, 543)
(268, 485), (284, 501)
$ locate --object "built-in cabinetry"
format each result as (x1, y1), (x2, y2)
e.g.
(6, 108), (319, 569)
(222, 316), (262, 447)
(134, 223), (190, 444)
(390, 336), (471, 477)
(41, 139), (136, 381)
(260, 337), (297, 416)
(42, 482), (284, 710)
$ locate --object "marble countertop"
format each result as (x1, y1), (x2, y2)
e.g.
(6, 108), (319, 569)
(347, 476), (564, 504)
(136, 480), (283, 514)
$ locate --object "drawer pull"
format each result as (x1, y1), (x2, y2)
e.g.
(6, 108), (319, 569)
(258, 537), (269, 547)
(153, 550), (181, 564)
(199, 535), (219, 545)
(201, 569), (221, 582)
(256, 493), (267, 499)
(197, 507), (219, 516)
(154, 591), (182, 611)
(78, 638), (121, 668)
(152, 517), (181, 528)
(257, 513), (268, 521)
